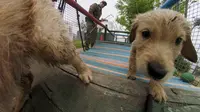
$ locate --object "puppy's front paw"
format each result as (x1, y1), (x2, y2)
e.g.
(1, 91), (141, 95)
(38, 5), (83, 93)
(79, 68), (92, 84)
(127, 72), (136, 80)
(150, 87), (167, 102)
(150, 81), (167, 102)
(127, 75), (136, 80)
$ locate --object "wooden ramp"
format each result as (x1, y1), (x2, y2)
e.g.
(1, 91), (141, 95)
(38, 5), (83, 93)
(21, 61), (200, 112)
(80, 41), (200, 92)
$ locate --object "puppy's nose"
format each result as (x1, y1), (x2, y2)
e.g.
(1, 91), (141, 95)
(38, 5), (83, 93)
(147, 61), (167, 80)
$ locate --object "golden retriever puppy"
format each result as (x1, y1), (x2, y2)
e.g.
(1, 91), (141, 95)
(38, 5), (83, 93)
(0, 0), (92, 111)
(127, 9), (197, 102)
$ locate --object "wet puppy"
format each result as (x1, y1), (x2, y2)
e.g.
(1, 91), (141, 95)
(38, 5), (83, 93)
(0, 0), (92, 111)
(127, 9), (197, 102)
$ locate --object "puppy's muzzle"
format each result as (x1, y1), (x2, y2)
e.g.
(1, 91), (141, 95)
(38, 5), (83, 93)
(147, 61), (167, 80)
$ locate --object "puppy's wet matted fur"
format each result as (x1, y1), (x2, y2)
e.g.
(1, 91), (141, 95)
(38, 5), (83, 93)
(0, 0), (92, 111)
(128, 9), (197, 102)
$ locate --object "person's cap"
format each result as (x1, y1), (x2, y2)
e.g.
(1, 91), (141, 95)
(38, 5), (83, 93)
(101, 1), (107, 6)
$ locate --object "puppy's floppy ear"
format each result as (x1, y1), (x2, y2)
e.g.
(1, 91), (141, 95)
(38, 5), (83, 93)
(181, 26), (198, 63)
(129, 21), (138, 43)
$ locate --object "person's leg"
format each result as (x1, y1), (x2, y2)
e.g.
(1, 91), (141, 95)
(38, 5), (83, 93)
(84, 33), (90, 50)
(84, 23), (90, 50)
(90, 27), (97, 48)
(85, 22), (94, 50)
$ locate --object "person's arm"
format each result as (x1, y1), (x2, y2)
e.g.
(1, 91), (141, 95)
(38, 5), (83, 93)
(100, 18), (108, 22)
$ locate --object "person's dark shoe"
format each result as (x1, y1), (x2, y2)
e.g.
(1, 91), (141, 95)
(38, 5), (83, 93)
(85, 46), (90, 51)
(84, 44), (90, 51)
(91, 43), (95, 48)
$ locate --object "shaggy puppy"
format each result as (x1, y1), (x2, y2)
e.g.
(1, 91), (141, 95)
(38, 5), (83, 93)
(127, 9), (197, 102)
(0, 0), (92, 111)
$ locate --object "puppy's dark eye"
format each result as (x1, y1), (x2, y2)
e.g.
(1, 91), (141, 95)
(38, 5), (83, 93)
(142, 29), (151, 39)
(175, 37), (183, 45)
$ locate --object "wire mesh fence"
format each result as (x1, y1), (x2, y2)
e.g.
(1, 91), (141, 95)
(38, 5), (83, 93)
(171, 0), (200, 75)
(53, 0), (85, 41)
(186, 0), (200, 76)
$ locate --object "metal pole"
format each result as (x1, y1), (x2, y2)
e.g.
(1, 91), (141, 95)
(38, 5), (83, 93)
(184, 0), (189, 18)
(104, 25), (107, 41)
(75, 0), (85, 51)
(160, 0), (180, 9)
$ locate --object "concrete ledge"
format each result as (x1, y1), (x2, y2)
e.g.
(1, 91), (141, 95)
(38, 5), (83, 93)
(21, 63), (200, 112)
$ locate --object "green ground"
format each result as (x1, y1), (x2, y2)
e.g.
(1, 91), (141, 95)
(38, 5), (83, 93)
(73, 40), (82, 48)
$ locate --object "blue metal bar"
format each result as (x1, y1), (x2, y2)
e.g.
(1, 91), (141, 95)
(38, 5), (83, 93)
(160, 0), (180, 9)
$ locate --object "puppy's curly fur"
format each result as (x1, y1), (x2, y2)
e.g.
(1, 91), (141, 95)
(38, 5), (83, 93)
(0, 0), (92, 111)
(128, 9), (197, 102)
